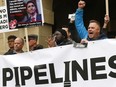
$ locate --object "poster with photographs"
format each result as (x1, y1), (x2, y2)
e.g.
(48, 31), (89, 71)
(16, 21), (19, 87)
(6, 0), (44, 29)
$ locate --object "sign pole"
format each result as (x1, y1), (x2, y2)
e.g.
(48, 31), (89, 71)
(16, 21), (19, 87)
(25, 28), (29, 52)
(105, 0), (109, 15)
(3, 33), (6, 53)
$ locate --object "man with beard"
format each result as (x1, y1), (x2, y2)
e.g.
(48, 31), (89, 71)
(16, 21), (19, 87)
(47, 29), (73, 47)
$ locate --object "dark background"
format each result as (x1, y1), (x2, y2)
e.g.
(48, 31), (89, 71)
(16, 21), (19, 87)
(53, 0), (116, 38)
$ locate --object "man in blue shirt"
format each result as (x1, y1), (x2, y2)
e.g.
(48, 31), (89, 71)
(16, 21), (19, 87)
(75, 0), (109, 42)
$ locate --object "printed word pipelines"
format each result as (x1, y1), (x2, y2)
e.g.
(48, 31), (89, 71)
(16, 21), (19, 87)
(2, 55), (116, 86)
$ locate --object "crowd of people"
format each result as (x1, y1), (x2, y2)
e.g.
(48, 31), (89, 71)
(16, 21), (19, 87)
(4, 0), (110, 55)
(4, 34), (43, 55)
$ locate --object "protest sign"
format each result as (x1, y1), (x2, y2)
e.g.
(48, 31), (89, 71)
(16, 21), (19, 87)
(1, 39), (116, 87)
(6, 0), (44, 29)
(0, 6), (9, 32)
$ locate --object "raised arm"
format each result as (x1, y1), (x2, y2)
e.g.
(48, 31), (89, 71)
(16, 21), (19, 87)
(75, 0), (88, 39)
(102, 14), (110, 34)
(103, 14), (110, 28)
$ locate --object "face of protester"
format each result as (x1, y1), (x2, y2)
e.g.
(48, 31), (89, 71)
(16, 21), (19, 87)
(14, 38), (24, 52)
(88, 23), (100, 39)
(8, 39), (15, 49)
(26, 2), (36, 15)
(54, 31), (65, 42)
(28, 38), (37, 47)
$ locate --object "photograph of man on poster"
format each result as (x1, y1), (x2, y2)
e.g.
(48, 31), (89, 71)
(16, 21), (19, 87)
(21, 0), (42, 23)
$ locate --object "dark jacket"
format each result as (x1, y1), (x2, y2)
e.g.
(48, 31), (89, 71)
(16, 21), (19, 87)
(57, 39), (73, 46)
(22, 14), (42, 23)
(33, 44), (43, 50)
(87, 32), (107, 41)
(4, 49), (14, 55)
(4, 50), (24, 55)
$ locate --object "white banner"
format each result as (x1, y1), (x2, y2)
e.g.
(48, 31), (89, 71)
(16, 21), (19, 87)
(1, 39), (116, 87)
